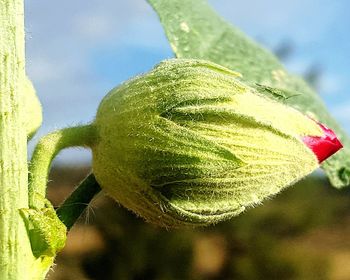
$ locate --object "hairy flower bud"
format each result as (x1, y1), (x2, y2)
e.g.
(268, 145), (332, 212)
(91, 59), (342, 227)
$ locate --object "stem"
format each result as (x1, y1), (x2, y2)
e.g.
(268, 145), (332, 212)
(0, 0), (34, 278)
(29, 125), (96, 209)
(56, 173), (101, 230)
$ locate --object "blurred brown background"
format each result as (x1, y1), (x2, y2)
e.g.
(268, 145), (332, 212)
(46, 166), (350, 280)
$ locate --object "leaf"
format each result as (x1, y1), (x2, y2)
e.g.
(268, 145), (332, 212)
(20, 196), (66, 258)
(148, 0), (350, 188)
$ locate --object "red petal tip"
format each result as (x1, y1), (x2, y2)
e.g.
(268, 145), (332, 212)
(302, 122), (343, 163)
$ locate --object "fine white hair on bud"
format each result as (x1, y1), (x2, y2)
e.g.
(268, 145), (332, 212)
(92, 59), (328, 227)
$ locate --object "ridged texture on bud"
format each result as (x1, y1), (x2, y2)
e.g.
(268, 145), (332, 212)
(92, 59), (324, 227)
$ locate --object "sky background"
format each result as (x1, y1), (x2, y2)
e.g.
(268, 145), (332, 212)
(25, 0), (350, 163)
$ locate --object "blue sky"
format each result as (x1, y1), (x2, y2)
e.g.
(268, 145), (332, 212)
(25, 0), (350, 163)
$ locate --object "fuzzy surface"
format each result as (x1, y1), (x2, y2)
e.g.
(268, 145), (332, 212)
(0, 0), (49, 278)
(148, 0), (350, 188)
(92, 59), (322, 227)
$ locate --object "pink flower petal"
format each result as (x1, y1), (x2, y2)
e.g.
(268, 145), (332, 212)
(303, 123), (343, 163)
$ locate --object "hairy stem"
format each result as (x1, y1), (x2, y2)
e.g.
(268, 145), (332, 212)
(0, 0), (35, 278)
(29, 125), (96, 209)
(57, 173), (101, 230)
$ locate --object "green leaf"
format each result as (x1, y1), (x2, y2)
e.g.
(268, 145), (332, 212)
(148, 0), (350, 188)
(20, 196), (66, 258)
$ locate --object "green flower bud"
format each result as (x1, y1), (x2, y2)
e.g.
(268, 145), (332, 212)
(23, 77), (42, 140)
(91, 59), (325, 227)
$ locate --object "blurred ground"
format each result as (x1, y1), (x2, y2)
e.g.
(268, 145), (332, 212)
(46, 166), (350, 280)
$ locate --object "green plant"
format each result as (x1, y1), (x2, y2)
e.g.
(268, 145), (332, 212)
(0, 0), (348, 279)
(31, 59), (327, 228)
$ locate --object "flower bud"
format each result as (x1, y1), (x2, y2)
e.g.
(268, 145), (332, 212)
(92, 59), (342, 227)
(23, 77), (42, 139)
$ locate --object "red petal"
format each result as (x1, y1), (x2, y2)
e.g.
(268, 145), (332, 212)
(302, 122), (343, 163)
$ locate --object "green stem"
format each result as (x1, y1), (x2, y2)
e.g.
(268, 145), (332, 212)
(28, 124), (96, 209)
(0, 0), (35, 278)
(56, 173), (101, 230)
